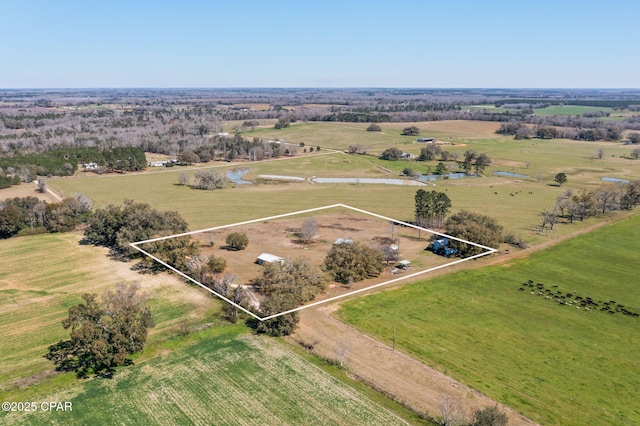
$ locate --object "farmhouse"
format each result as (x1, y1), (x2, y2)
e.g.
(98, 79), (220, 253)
(148, 160), (178, 167)
(82, 162), (98, 170)
(256, 253), (285, 265)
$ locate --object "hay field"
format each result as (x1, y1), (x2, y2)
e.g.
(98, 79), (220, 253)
(1, 327), (407, 426)
(338, 213), (640, 425)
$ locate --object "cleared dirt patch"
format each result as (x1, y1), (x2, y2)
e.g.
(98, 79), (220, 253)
(144, 207), (458, 316)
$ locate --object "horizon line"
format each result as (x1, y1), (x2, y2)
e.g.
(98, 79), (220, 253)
(2, 87), (640, 91)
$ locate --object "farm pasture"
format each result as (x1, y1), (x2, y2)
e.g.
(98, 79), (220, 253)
(338, 213), (640, 426)
(48, 139), (636, 247)
(0, 232), (217, 394)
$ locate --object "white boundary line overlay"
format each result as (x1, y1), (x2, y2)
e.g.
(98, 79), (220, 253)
(130, 204), (497, 321)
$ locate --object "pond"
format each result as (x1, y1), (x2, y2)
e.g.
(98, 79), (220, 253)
(312, 177), (426, 186)
(493, 171), (530, 178)
(417, 172), (476, 182)
(226, 168), (252, 185)
(601, 177), (630, 183)
(258, 174), (306, 181)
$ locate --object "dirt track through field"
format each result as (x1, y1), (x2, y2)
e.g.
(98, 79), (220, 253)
(288, 216), (633, 425)
(292, 305), (537, 425)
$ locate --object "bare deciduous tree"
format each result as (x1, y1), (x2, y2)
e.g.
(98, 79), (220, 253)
(439, 394), (464, 426)
(594, 184), (620, 214)
(178, 172), (190, 186)
(333, 340), (352, 368)
(37, 179), (46, 193)
(74, 193), (93, 211)
(298, 218), (318, 244)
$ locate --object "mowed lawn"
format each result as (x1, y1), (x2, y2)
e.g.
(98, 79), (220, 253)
(1, 326), (406, 426)
(0, 232), (217, 392)
(338, 213), (640, 426)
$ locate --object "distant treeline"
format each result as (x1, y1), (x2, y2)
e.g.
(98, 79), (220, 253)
(0, 147), (146, 177)
(2, 89), (640, 163)
(495, 99), (640, 108)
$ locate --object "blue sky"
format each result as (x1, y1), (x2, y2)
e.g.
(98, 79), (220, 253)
(1, 0), (638, 88)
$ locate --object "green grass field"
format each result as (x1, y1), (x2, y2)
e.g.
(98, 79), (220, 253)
(462, 105), (616, 117)
(49, 120), (640, 244)
(337, 213), (640, 425)
(532, 105), (613, 116)
(0, 233), (218, 394)
(1, 326), (408, 426)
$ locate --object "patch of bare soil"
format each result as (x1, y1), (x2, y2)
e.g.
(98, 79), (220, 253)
(492, 159), (528, 168)
(0, 183), (53, 202)
(190, 211), (448, 290)
(383, 120), (501, 137)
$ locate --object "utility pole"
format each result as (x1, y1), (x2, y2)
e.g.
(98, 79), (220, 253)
(392, 326), (396, 352)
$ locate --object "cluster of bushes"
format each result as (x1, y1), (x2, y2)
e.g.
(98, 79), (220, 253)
(0, 195), (91, 238)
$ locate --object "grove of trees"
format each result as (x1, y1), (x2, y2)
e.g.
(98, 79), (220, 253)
(418, 144), (442, 161)
(83, 199), (198, 271)
(445, 210), (503, 256)
(379, 147), (404, 160)
(401, 126), (420, 136)
(323, 241), (384, 284)
(415, 189), (452, 228)
(539, 181), (640, 230)
(192, 169), (227, 190)
(0, 195), (91, 238)
(254, 257), (326, 305)
(252, 257), (326, 336)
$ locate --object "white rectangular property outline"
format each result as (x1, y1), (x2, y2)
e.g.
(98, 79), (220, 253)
(130, 204), (498, 321)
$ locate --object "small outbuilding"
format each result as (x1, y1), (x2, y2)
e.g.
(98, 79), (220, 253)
(334, 238), (354, 245)
(398, 260), (411, 269)
(417, 138), (435, 143)
(256, 253), (285, 265)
